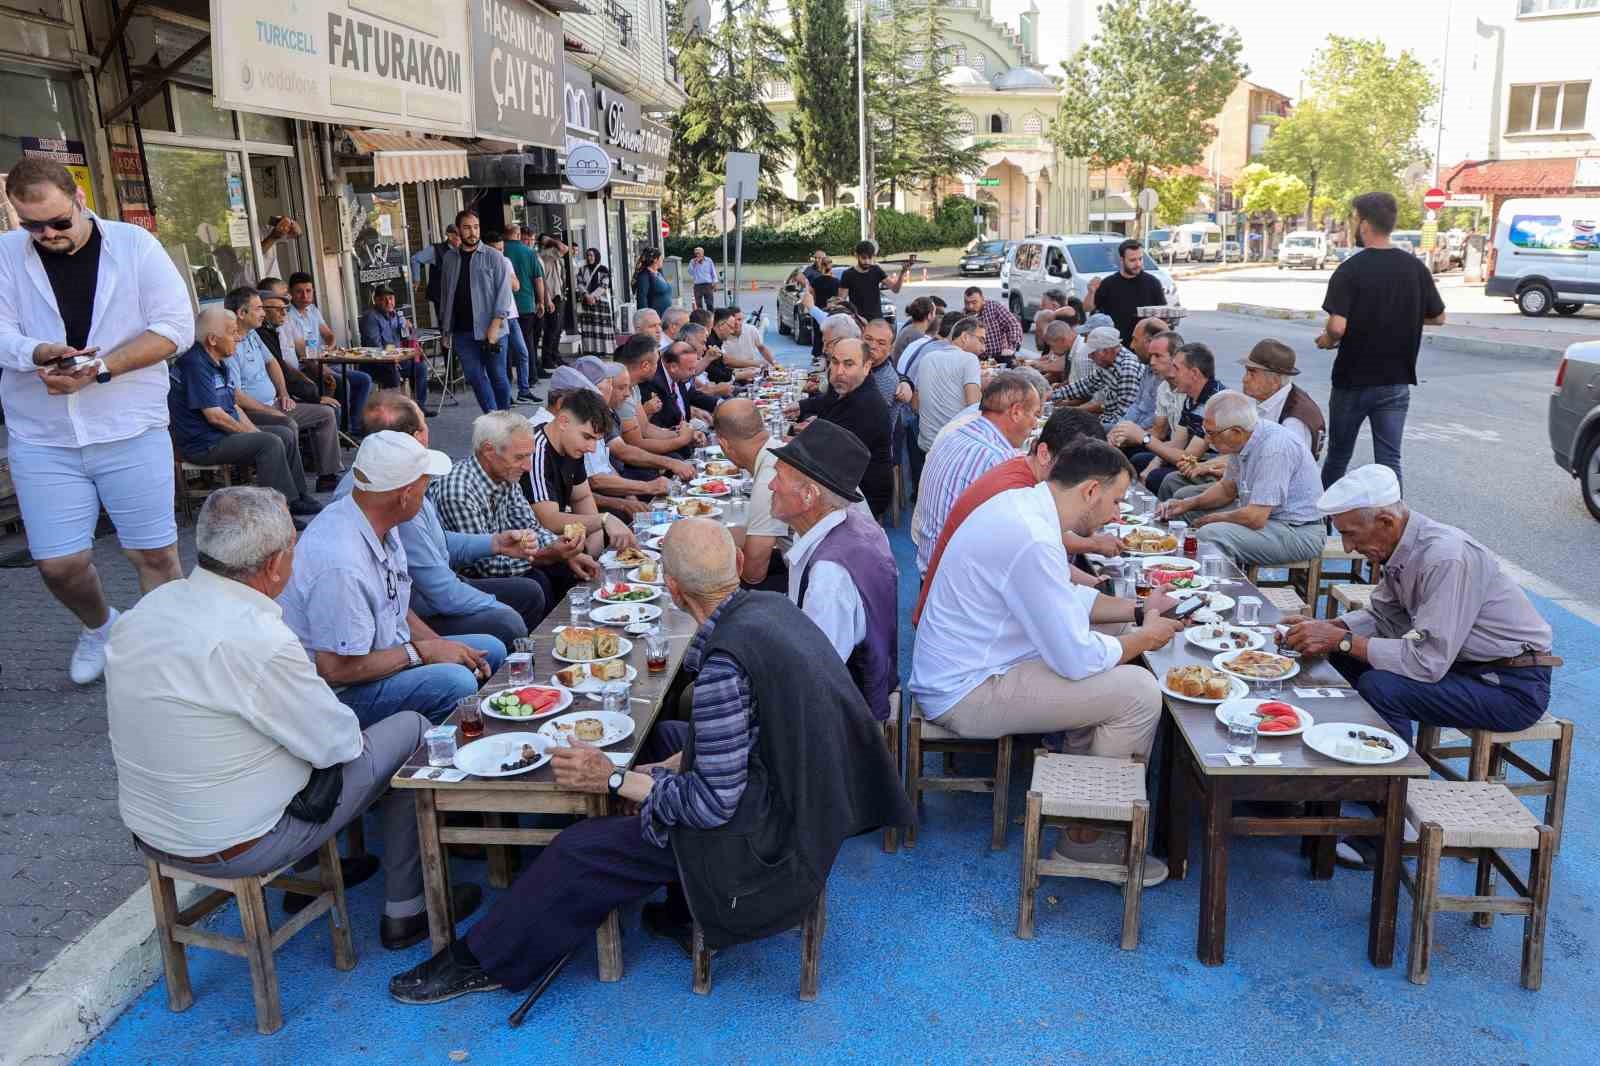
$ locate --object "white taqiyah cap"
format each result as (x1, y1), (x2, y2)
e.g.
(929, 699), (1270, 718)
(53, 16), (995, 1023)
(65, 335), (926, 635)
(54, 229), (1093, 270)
(1317, 463), (1401, 515)
(1086, 326), (1122, 352)
(351, 430), (451, 492)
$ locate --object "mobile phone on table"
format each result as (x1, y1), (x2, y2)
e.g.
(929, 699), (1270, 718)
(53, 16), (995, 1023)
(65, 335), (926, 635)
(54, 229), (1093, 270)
(1165, 595), (1205, 621)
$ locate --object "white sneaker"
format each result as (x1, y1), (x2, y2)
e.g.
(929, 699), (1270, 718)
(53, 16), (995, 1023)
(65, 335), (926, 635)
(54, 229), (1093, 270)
(1051, 831), (1169, 888)
(69, 608), (118, 685)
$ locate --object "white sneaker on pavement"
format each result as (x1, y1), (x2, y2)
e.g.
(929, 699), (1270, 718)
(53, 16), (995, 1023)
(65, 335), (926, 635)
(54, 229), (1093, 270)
(1051, 830), (1169, 888)
(69, 608), (118, 685)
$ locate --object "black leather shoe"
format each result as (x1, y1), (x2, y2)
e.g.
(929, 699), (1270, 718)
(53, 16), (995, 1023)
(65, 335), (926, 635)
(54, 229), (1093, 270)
(389, 946), (501, 1004)
(641, 901), (710, 961)
(283, 854), (380, 915)
(381, 883), (483, 951)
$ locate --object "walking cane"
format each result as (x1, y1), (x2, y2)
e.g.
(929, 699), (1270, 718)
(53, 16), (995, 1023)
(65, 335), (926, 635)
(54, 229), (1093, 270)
(507, 950), (574, 1027)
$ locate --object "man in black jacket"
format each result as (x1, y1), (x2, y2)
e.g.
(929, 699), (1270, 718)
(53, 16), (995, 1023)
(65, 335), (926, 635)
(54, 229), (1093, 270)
(648, 340), (717, 431)
(389, 518), (911, 1005)
(792, 338), (894, 518)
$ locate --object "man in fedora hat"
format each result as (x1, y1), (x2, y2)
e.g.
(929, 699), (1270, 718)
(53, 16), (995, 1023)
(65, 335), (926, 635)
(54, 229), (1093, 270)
(1239, 338), (1325, 460)
(769, 421), (899, 723)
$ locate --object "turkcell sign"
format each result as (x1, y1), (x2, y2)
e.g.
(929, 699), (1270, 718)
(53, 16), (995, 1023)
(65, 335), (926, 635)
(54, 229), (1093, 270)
(211, 0), (474, 136)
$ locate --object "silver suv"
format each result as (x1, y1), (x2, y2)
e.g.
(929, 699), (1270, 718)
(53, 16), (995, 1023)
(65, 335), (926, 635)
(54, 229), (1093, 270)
(1002, 234), (1179, 329)
(1548, 339), (1600, 521)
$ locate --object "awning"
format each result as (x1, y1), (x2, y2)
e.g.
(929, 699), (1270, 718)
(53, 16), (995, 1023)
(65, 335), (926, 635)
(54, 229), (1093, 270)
(1441, 157), (1579, 197)
(345, 130), (469, 186)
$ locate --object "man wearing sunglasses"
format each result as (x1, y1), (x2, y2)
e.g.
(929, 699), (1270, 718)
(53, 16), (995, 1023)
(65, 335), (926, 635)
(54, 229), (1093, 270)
(0, 158), (193, 684)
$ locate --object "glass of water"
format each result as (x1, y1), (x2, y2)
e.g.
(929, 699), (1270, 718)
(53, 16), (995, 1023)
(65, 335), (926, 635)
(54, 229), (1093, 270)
(1226, 709), (1259, 755)
(508, 638), (535, 686)
(1200, 551), (1225, 582)
(568, 585), (592, 626)
(724, 495), (748, 530)
(601, 680), (632, 715)
(1236, 595), (1261, 626)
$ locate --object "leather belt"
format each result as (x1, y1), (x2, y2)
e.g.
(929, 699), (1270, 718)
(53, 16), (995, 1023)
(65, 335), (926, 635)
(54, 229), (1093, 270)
(137, 833), (266, 865)
(1464, 653), (1562, 670)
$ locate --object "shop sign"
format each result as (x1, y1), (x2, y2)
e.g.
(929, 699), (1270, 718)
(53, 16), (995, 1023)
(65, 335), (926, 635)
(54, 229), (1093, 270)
(110, 146), (156, 232)
(565, 142), (612, 191)
(527, 188), (579, 205)
(562, 68), (671, 186)
(209, 0), (473, 135)
(470, 0), (563, 148)
(20, 138), (97, 212)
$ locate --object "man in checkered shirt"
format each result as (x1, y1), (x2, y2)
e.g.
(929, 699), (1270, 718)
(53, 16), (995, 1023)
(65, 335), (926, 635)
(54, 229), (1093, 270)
(1053, 326), (1146, 430)
(960, 286), (1023, 362)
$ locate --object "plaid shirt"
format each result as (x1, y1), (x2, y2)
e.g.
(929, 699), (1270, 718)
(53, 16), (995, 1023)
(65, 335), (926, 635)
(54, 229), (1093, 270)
(1055, 347), (1145, 428)
(427, 453), (538, 577)
(975, 299), (1023, 361)
(640, 592), (756, 847)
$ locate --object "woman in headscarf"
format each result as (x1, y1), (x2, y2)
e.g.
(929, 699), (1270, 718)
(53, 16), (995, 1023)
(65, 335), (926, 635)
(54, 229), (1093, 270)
(575, 247), (615, 356)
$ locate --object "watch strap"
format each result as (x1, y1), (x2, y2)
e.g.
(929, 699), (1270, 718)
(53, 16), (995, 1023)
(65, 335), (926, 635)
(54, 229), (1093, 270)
(607, 770), (626, 795)
(94, 358), (112, 384)
(403, 641), (422, 668)
(1133, 605), (1146, 627)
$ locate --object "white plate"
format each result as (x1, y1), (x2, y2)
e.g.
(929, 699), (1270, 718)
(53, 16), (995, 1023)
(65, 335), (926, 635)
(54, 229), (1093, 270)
(454, 732), (553, 778)
(1195, 591), (1236, 613)
(594, 583), (661, 605)
(1211, 649), (1302, 683)
(670, 499), (725, 518)
(551, 664), (640, 695)
(598, 547), (659, 569)
(644, 521), (677, 538)
(1159, 674), (1250, 705)
(539, 710), (636, 748)
(550, 626), (634, 664)
(1120, 532), (1183, 556)
(1215, 698), (1314, 738)
(1118, 500), (1135, 514)
(699, 461), (741, 478)
(641, 535), (664, 551)
(1160, 574), (1216, 592)
(590, 602), (662, 626)
(1184, 625), (1264, 653)
(1302, 721), (1409, 765)
(626, 566), (664, 585)
(687, 479), (734, 497)
(1141, 555), (1199, 572)
(480, 684), (572, 722)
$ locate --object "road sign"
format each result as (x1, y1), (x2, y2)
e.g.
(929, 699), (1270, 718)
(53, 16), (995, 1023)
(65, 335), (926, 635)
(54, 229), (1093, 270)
(1420, 220), (1438, 250)
(1444, 194), (1484, 208)
(1136, 188), (1159, 212)
(661, 220), (670, 238)
(724, 152), (760, 201)
(976, 178), (1001, 187)
(1422, 187), (1447, 211)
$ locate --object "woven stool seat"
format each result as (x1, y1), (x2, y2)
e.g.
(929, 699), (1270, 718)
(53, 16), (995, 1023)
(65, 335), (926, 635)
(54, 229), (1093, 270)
(1488, 712), (1563, 743)
(1321, 535), (1364, 562)
(1331, 584), (1374, 612)
(1031, 754), (1146, 821)
(1259, 586), (1306, 614)
(1406, 781), (1541, 850)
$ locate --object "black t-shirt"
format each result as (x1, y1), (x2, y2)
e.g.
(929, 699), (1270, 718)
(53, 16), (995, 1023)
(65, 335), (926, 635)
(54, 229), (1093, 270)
(1093, 269), (1165, 344)
(522, 425), (588, 512)
(37, 223), (102, 351)
(840, 265), (888, 318)
(450, 246), (477, 334)
(810, 271), (840, 307)
(1322, 247), (1445, 388)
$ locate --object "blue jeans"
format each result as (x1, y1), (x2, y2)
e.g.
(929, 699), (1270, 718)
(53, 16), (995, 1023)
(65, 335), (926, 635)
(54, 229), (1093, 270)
(1322, 384), (1410, 492)
(506, 315), (532, 393)
(335, 633), (507, 728)
(453, 331), (511, 413)
(333, 368), (373, 433)
(1331, 653), (1549, 746)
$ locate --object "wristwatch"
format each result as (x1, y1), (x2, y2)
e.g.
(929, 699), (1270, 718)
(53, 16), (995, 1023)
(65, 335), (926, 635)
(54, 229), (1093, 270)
(1133, 605), (1146, 627)
(1337, 634), (1353, 655)
(1141, 433), (1151, 446)
(94, 358), (112, 384)
(402, 641), (422, 669)
(607, 769), (626, 796)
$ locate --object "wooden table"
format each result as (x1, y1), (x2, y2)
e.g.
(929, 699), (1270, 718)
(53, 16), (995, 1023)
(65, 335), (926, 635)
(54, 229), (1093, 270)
(315, 349), (415, 435)
(391, 587), (698, 979)
(1125, 489), (1428, 968)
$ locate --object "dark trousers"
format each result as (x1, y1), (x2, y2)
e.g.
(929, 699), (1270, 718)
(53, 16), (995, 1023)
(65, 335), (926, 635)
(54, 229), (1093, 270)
(540, 297), (564, 366)
(693, 282), (717, 311)
(1322, 384), (1410, 492)
(371, 358), (429, 409)
(422, 575), (550, 646)
(330, 368), (373, 434)
(466, 721), (689, 990)
(517, 316), (544, 382)
(190, 426), (307, 503)
(1331, 653), (1550, 746)
(1129, 450), (1183, 496)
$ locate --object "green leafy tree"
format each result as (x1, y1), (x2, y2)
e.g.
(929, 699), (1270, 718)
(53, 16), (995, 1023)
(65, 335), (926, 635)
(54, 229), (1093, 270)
(900, 1), (990, 217)
(1050, 0), (1245, 203)
(1152, 173), (1204, 227)
(788, 0), (858, 208)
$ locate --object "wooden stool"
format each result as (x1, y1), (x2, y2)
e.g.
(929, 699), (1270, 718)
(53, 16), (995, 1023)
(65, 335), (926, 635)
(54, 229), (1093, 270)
(905, 696), (1013, 850)
(1314, 536), (1370, 612)
(1329, 583), (1374, 616)
(1248, 558), (1320, 605)
(1416, 713), (1573, 855)
(1400, 781), (1554, 989)
(1017, 753), (1149, 949)
(692, 884), (827, 1001)
(882, 692), (901, 854)
(1257, 586), (1306, 615)
(175, 460), (236, 525)
(144, 837), (354, 1034)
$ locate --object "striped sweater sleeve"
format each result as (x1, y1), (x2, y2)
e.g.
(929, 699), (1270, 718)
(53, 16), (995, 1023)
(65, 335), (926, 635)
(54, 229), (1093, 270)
(640, 651), (755, 847)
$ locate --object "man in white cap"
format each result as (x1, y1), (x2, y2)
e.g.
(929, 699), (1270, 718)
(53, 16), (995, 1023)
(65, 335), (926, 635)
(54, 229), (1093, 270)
(1053, 325), (1145, 431)
(1284, 464), (1557, 749)
(279, 431), (507, 730)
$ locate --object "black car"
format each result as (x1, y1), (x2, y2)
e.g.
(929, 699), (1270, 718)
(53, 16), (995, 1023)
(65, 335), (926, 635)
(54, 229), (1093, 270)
(959, 239), (1013, 277)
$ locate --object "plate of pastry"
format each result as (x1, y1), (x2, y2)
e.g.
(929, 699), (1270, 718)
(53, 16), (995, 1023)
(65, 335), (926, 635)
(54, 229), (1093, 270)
(539, 711), (635, 748)
(1161, 664), (1249, 705)
(552, 661), (638, 694)
(1212, 649), (1300, 682)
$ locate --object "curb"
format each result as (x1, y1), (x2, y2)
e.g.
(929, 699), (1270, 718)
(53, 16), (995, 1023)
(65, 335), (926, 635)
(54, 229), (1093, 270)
(1214, 304), (1567, 361)
(0, 881), (203, 1066)
(1215, 302), (1320, 321)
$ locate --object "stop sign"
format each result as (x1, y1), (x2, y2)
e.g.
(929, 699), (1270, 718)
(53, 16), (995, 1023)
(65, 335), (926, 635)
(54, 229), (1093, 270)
(1422, 188), (1446, 211)
(660, 220), (670, 238)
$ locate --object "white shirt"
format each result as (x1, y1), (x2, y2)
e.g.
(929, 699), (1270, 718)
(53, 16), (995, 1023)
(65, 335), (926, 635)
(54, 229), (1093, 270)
(724, 323), (766, 364)
(0, 216), (193, 447)
(785, 509), (866, 661)
(909, 482), (1120, 719)
(105, 568), (363, 857)
(1256, 382), (1314, 455)
(744, 439), (792, 549)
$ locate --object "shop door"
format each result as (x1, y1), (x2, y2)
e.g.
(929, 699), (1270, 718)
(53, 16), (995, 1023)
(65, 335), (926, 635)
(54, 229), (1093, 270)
(248, 155), (308, 281)
(344, 176), (415, 323)
(146, 144), (258, 304)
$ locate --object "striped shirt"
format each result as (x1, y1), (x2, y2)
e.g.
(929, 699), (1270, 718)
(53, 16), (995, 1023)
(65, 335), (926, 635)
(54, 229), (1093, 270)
(641, 594), (756, 846)
(913, 413), (1021, 573)
(1224, 417), (1324, 525)
(974, 299), (1023, 361)
(428, 454), (538, 576)
(1054, 347), (1145, 428)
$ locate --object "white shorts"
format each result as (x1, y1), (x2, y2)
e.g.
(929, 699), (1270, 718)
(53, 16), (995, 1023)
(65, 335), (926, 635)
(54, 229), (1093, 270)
(8, 426), (177, 559)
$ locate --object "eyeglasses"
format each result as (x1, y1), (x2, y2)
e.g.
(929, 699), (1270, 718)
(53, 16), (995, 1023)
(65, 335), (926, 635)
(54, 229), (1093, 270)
(384, 566), (398, 602)
(19, 214), (76, 234)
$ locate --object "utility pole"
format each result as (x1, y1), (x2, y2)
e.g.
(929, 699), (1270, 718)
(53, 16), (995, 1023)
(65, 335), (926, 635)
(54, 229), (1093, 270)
(1435, 0), (1454, 188)
(856, 0), (868, 241)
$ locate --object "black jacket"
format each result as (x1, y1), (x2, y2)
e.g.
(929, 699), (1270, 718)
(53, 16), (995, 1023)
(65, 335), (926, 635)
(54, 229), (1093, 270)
(796, 382), (894, 516)
(648, 363), (715, 430)
(671, 591), (913, 949)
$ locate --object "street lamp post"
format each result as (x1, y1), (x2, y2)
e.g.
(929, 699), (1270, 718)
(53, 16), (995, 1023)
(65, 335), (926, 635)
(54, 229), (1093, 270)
(856, 0), (868, 241)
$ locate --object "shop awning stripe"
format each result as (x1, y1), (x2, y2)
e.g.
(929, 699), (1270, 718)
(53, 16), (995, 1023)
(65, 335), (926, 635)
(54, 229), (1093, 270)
(345, 129), (470, 186)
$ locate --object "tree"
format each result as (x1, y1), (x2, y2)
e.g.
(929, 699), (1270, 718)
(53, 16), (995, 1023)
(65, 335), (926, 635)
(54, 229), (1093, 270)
(1050, 0), (1244, 203)
(899, 1), (990, 215)
(1152, 174), (1204, 227)
(788, 0), (857, 208)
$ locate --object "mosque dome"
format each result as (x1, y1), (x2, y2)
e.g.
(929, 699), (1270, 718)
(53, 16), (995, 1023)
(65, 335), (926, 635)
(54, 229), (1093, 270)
(992, 66), (1056, 91)
(941, 65), (990, 89)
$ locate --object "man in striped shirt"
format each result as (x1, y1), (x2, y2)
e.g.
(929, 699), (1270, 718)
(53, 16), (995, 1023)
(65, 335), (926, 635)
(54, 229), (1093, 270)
(1054, 326), (1145, 429)
(962, 285), (1023, 362)
(913, 371), (1041, 574)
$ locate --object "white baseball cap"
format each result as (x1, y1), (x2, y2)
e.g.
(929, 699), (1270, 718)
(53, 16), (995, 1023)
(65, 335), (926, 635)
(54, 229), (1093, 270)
(1086, 326), (1123, 352)
(1317, 464), (1401, 515)
(351, 430), (451, 492)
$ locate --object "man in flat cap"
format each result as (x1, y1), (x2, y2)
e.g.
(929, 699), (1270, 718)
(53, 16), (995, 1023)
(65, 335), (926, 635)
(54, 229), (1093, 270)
(1283, 464), (1558, 749)
(1053, 325), (1145, 431)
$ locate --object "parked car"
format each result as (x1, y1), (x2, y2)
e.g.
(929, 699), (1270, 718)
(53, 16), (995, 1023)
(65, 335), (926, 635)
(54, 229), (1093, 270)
(1391, 230), (1450, 275)
(1547, 340), (1600, 521)
(959, 239), (1013, 277)
(1221, 240), (1243, 262)
(1173, 222), (1224, 262)
(1277, 230), (1329, 270)
(775, 264), (897, 344)
(1326, 245), (1358, 265)
(1146, 228), (1173, 259)
(1488, 197), (1600, 317)
(1004, 233), (1180, 329)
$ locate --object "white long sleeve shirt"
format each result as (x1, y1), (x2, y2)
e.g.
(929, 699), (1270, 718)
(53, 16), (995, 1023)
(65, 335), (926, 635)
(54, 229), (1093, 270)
(909, 482), (1120, 719)
(0, 216), (193, 447)
(105, 568), (364, 857)
(785, 510), (866, 660)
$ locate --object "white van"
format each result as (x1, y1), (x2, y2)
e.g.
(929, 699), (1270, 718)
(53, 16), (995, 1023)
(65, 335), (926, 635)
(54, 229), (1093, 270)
(1487, 198), (1600, 317)
(1173, 222), (1223, 263)
(1004, 234), (1180, 328)
(1277, 230), (1329, 270)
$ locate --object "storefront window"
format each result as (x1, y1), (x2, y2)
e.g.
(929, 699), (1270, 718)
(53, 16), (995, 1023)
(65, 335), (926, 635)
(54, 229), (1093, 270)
(145, 144), (258, 304)
(240, 111), (292, 145)
(0, 70), (89, 172)
(344, 174), (415, 322)
(172, 85), (237, 140)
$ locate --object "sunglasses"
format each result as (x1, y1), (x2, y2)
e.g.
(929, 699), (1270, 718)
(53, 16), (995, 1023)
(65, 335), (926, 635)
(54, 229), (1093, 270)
(19, 214), (76, 234)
